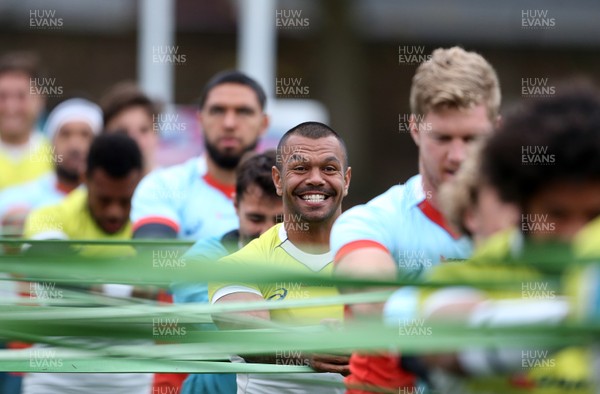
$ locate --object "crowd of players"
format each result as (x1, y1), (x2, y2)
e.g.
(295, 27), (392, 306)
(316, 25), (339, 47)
(0, 46), (599, 394)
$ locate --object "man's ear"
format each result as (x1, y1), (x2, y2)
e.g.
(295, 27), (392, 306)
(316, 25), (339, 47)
(343, 167), (352, 197)
(494, 114), (502, 129)
(259, 114), (270, 137)
(233, 194), (241, 215)
(409, 114), (421, 147)
(464, 206), (478, 237)
(272, 166), (283, 196)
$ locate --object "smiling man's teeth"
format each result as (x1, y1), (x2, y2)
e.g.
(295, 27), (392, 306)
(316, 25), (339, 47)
(302, 194), (325, 202)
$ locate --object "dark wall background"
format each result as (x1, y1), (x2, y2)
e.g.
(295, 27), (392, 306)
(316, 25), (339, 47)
(2, 1), (599, 209)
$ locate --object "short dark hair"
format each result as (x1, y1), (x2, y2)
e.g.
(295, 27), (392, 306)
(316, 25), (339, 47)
(199, 70), (266, 110)
(100, 81), (160, 127)
(276, 121), (349, 170)
(86, 132), (143, 178)
(482, 83), (600, 208)
(0, 51), (44, 80)
(236, 150), (278, 203)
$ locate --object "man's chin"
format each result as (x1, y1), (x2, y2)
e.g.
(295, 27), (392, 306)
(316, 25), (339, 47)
(290, 209), (332, 225)
(55, 166), (81, 183)
(0, 127), (26, 139)
(441, 172), (457, 183)
(101, 223), (124, 235)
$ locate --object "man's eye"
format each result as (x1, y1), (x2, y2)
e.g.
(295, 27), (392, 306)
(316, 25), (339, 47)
(237, 108), (254, 116)
(209, 107), (225, 115)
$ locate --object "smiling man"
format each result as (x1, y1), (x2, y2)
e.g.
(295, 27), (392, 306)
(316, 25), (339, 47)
(175, 151), (283, 394)
(209, 122), (352, 394)
(0, 52), (52, 190)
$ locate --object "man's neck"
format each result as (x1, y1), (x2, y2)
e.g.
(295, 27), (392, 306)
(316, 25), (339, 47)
(143, 157), (156, 176)
(206, 156), (236, 185)
(285, 217), (336, 254)
(55, 175), (79, 194)
(418, 163), (440, 209)
(0, 132), (31, 147)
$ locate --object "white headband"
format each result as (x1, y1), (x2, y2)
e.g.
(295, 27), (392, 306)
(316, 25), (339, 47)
(44, 98), (103, 141)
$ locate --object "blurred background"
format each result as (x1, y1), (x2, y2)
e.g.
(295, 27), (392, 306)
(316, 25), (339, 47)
(1, 0), (599, 207)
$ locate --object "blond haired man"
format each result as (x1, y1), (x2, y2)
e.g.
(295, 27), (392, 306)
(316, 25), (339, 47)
(330, 47), (501, 392)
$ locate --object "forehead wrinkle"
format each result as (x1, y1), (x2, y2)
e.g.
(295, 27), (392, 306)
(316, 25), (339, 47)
(286, 153), (306, 163)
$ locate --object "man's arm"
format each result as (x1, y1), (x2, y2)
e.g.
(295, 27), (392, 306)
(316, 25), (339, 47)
(213, 291), (350, 374)
(133, 222), (178, 239)
(130, 169), (180, 240)
(330, 194), (400, 317)
(212, 291), (270, 330)
(334, 247), (397, 316)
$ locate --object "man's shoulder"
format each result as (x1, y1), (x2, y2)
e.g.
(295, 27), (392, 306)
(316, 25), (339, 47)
(1, 173), (54, 195)
(30, 187), (83, 217)
(185, 234), (231, 260)
(221, 224), (281, 263)
(139, 157), (201, 189)
(470, 228), (518, 264)
(132, 158), (204, 213)
(243, 224), (282, 251)
(336, 175), (421, 225)
(24, 199), (67, 238)
(575, 216), (600, 258)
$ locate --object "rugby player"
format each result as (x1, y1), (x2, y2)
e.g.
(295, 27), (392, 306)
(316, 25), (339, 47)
(209, 122), (352, 393)
(177, 150), (283, 394)
(0, 52), (52, 190)
(22, 133), (149, 394)
(330, 47), (502, 392)
(386, 84), (600, 393)
(100, 81), (160, 175)
(0, 98), (102, 240)
(130, 71), (269, 241)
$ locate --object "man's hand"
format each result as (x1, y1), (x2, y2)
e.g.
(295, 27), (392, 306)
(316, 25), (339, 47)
(309, 353), (351, 376)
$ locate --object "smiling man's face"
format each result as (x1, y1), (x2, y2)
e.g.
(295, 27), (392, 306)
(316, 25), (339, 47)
(272, 135), (350, 226)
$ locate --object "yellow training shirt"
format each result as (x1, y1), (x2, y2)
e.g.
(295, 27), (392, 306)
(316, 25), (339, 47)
(23, 188), (133, 257)
(0, 134), (53, 190)
(209, 223), (343, 325)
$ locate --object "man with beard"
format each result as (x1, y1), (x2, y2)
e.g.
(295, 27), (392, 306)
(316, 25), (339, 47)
(209, 122), (352, 394)
(0, 98), (102, 242)
(131, 70), (268, 240)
